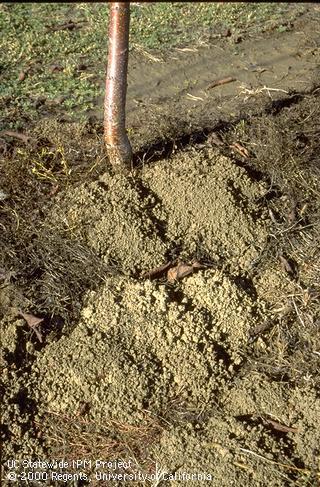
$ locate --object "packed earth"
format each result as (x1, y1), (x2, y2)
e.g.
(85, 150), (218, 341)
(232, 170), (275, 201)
(1, 3), (320, 486)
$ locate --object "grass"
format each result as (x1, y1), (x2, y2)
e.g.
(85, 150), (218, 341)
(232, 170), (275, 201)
(37, 409), (164, 486)
(0, 2), (306, 130)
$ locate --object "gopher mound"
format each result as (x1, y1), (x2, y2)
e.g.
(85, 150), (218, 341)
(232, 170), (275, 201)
(2, 133), (319, 486)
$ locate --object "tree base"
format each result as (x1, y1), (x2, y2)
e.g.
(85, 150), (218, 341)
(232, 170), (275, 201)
(105, 137), (133, 170)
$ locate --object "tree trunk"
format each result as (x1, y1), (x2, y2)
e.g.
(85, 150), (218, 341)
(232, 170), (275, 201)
(104, 2), (132, 168)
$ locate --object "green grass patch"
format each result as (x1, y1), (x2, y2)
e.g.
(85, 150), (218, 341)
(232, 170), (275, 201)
(0, 2), (306, 130)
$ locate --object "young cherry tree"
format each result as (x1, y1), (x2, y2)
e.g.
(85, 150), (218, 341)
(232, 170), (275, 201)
(104, 2), (132, 168)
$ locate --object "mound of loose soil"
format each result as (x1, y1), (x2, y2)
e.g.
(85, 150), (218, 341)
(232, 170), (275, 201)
(2, 126), (320, 486)
(48, 147), (269, 274)
(2, 139), (320, 485)
(32, 145), (269, 415)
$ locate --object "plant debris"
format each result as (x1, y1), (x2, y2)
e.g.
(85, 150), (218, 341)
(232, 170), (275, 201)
(0, 131), (31, 144)
(45, 20), (88, 33)
(18, 70), (28, 82)
(230, 142), (249, 158)
(141, 261), (173, 280)
(278, 253), (296, 277)
(206, 76), (236, 90)
(19, 311), (44, 342)
(207, 132), (225, 146)
(167, 260), (206, 283)
(262, 416), (299, 434)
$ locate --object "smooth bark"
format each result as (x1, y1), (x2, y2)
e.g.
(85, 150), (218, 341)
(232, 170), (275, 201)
(104, 2), (132, 168)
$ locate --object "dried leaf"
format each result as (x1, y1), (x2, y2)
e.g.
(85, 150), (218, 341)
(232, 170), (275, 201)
(279, 254), (295, 275)
(191, 259), (206, 269)
(0, 268), (15, 281)
(0, 139), (9, 156)
(221, 28), (232, 38)
(48, 184), (59, 197)
(19, 311), (44, 342)
(76, 402), (91, 417)
(52, 95), (67, 105)
(287, 208), (296, 223)
(0, 190), (9, 201)
(141, 261), (172, 279)
(286, 198), (298, 224)
(250, 319), (273, 336)
(18, 70), (27, 82)
(20, 312), (44, 328)
(0, 268), (8, 280)
(264, 418), (298, 433)
(167, 262), (194, 282)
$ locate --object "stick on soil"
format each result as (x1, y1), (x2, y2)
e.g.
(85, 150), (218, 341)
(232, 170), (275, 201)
(0, 131), (31, 143)
(206, 76), (236, 90)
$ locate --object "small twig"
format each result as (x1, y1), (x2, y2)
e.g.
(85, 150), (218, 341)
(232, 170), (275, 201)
(261, 416), (299, 433)
(239, 448), (312, 474)
(0, 130), (31, 143)
(291, 297), (305, 327)
(175, 47), (198, 53)
(186, 93), (204, 101)
(230, 142), (249, 158)
(45, 20), (87, 33)
(132, 43), (163, 63)
(273, 220), (315, 236)
(238, 84), (289, 100)
(206, 76), (236, 90)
